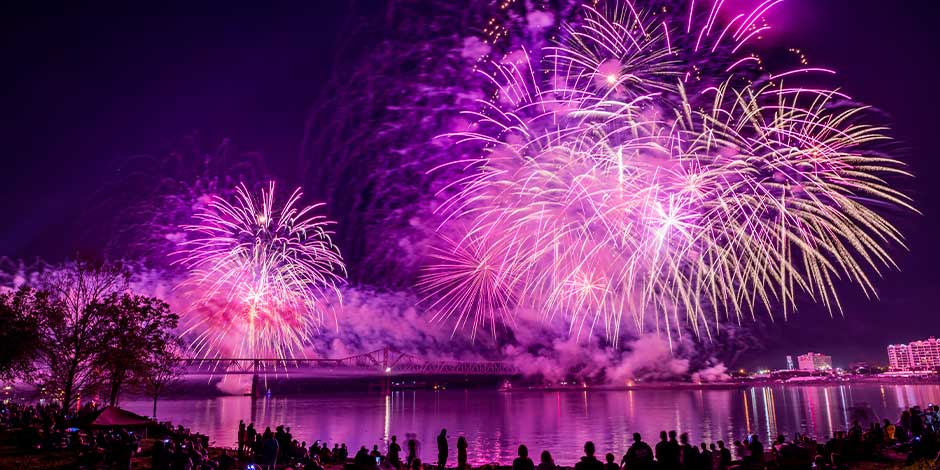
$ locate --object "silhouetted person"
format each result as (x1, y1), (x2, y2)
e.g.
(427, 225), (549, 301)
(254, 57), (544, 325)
(514, 445), (536, 470)
(261, 431), (279, 470)
(656, 432), (670, 466)
(237, 420), (247, 456)
(604, 453), (619, 470)
(537, 451), (557, 470)
(457, 436), (468, 470)
(716, 441), (731, 470)
(407, 433), (420, 468)
(746, 435), (764, 466)
(622, 433), (654, 470)
(355, 445), (375, 470)
(437, 429), (449, 469)
(389, 435), (402, 469)
(656, 431), (680, 470)
(246, 423), (257, 453)
(678, 433), (698, 470)
(575, 441), (604, 470)
(699, 443), (711, 470)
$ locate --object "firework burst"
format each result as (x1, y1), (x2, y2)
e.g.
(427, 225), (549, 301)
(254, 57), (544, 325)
(420, 0), (914, 345)
(175, 182), (346, 359)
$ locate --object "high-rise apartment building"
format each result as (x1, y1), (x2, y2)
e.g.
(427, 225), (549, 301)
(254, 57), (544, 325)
(889, 337), (940, 371)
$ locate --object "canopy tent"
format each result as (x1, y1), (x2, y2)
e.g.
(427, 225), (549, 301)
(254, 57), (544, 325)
(90, 406), (151, 427)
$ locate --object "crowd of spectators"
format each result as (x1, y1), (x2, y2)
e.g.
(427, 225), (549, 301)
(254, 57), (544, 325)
(5, 400), (940, 469)
(235, 419), (350, 469)
(150, 422), (235, 470)
(0, 401), (143, 468)
(295, 403), (940, 470)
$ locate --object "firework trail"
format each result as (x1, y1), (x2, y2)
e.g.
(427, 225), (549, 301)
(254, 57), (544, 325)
(174, 182), (346, 359)
(421, 0), (915, 345)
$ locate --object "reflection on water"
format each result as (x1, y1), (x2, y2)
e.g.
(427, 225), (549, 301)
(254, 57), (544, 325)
(121, 384), (940, 465)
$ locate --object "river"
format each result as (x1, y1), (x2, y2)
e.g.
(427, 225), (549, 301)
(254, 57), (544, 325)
(121, 384), (940, 465)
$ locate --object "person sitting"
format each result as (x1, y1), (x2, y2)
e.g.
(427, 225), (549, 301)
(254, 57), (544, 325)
(604, 453), (619, 470)
(575, 441), (604, 470)
(355, 445), (376, 470)
(537, 451), (557, 470)
(308, 454), (326, 470)
(513, 444), (536, 470)
(883, 419), (896, 443)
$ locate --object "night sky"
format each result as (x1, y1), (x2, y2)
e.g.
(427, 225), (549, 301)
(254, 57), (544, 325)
(2, 1), (938, 369)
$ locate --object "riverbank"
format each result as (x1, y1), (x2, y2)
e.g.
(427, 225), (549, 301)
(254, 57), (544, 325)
(0, 427), (916, 470)
(0, 444), (913, 470)
(7, 386), (940, 470)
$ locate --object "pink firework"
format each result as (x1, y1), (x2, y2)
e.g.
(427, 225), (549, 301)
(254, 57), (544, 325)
(420, 0), (914, 346)
(175, 182), (346, 359)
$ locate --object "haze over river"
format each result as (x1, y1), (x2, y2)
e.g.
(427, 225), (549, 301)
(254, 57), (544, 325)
(122, 384), (940, 465)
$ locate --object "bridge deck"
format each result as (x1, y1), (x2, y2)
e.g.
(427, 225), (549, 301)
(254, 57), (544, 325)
(178, 347), (518, 376)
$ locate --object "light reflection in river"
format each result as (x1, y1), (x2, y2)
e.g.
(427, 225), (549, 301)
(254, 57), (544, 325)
(122, 384), (940, 465)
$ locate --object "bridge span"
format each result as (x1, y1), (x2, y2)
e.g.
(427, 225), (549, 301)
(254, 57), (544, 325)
(178, 347), (519, 377)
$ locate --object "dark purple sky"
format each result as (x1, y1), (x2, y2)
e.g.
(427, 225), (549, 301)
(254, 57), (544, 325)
(1, 1), (938, 368)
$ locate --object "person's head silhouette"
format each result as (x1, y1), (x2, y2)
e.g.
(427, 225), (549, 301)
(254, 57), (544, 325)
(584, 441), (596, 457)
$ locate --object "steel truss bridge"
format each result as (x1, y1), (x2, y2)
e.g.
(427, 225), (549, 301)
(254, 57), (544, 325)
(178, 347), (518, 377)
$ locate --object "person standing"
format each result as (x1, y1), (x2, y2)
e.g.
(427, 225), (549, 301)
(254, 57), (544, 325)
(655, 432), (671, 469)
(699, 443), (711, 470)
(716, 441), (731, 470)
(437, 429), (449, 469)
(457, 436), (468, 470)
(261, 431), (280, 470)
(746, 435), (764, 466)
(237, 420), (247, 457)
(389, 435), (403, 469)
(677, 433), (698, 470)
(622, 433), (654, 470)
(407, 433), (420, 468)
(246, 423), (257, 455)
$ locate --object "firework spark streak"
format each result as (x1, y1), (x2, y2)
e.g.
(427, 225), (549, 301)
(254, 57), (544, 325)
(175, 182), (346, 359)
(420, 0), (914, 345)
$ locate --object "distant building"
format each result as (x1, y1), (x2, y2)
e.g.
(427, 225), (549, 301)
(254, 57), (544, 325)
(888, 337), (940, 371)
(888, 343), (912, 371)
(797, 352), (832, 371)
(786, 355), (794, 371)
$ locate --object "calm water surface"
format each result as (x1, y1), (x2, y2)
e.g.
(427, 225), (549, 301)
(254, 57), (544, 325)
(122, 384), (940, 465)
